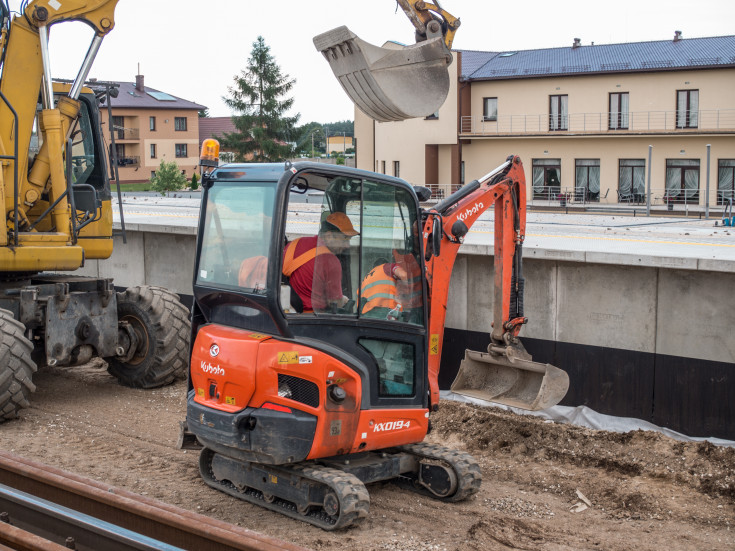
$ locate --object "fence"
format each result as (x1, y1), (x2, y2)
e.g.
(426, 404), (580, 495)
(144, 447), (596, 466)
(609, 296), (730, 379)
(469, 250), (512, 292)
(461, 109), (735, 135)
(528, 186), (734, 209)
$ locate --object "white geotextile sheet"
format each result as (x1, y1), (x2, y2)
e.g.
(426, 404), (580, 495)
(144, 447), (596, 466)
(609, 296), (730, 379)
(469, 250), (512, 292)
(441, 391), (735, 448)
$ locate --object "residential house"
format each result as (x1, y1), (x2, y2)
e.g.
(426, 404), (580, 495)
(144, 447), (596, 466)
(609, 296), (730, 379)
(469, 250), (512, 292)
(356, 34), (735, 206)
(327, 135), (354, 155)
(108, 74), (206, 183)
(198, 116), (238, 162)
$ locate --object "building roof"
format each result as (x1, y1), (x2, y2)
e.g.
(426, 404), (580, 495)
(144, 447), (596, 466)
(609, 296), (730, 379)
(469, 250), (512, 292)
(459, 35), (735, 81)
(198, 116), (237, 147)
(110, 81), (206, 110)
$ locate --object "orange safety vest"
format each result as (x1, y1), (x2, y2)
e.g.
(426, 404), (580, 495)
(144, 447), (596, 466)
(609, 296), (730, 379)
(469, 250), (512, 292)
(282, 237), (332, 277)
(360, 265), (399, 314)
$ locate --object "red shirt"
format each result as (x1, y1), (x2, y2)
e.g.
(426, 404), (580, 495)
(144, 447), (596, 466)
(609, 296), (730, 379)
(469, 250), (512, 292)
(286, 236), (343, 311)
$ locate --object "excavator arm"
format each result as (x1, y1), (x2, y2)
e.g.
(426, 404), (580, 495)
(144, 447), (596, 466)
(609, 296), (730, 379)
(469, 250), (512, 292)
(0, 0), (119, 269)
(395, 0), (460, 49)
(422, 156), (569, 411)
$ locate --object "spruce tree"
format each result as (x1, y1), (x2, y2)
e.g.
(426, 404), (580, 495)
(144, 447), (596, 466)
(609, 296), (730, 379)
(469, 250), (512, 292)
(221, 36), (299, 162)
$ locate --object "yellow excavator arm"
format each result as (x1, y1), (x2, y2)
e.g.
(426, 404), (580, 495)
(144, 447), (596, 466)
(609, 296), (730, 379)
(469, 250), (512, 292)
(396, 0), (460, 49)
(0, 0), (119, 270)
(23, 0), (117, 35)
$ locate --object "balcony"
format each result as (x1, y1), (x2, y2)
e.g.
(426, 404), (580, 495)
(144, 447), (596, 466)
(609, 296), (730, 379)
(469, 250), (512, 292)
(460, 109), (735, 136)
(113, 127), (140, 141)
(116, 156), (140, 167)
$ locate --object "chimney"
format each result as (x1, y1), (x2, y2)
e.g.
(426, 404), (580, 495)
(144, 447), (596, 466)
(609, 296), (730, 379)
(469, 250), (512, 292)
(674, 30), (683, 42)
(572, 38), (581, 49)
(135, 73), (144, 92)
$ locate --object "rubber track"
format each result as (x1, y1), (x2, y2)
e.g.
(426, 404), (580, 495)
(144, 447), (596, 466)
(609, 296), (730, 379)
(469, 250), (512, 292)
(107, 286), (189, 388)
(200, 450), (370, 531)
(399, 442), (482, 502)
(0, 309), (37, 421)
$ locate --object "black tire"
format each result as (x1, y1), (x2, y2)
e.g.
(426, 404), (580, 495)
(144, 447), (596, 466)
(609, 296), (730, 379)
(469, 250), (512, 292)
(0, 309), (37, 421)
(107, 286), (190, 388)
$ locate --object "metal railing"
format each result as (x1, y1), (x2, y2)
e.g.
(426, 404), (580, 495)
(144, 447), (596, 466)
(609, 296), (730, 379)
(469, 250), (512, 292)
(461, 109), (735, 135)
(528, 186), (735, 209)
(117, 155), (140, 167)
(114, 127), (140, 140)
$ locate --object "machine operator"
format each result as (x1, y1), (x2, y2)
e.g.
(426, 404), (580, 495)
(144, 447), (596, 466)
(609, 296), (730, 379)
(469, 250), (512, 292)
(282, 212), (359, 313)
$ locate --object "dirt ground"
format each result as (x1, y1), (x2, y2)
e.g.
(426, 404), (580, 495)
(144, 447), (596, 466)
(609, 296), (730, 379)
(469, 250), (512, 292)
(0, 361), (733, 551)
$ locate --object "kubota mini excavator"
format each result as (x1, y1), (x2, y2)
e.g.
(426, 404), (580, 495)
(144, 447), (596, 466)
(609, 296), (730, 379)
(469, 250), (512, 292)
(181, 0), (567, 530)
(0, 0), (189, 420)
(182, 152), (569, 529)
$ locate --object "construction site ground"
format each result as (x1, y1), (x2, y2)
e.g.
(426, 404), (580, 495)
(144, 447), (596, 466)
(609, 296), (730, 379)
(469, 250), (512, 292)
(0, 361), (732, 551)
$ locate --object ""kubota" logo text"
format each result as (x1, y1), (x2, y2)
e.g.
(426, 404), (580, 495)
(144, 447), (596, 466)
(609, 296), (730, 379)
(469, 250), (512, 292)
(201, 361), (225, 376)
(457, 202), (484, 222)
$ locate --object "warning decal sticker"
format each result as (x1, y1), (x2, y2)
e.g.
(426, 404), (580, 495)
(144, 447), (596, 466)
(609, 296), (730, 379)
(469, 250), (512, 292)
(277, 351), (300, 364)
(430, 334), (440, 355)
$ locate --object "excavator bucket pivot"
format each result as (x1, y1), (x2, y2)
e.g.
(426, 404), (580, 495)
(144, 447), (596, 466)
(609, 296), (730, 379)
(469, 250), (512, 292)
(451, 348), (569, 411)
(314, 26), (452, 122)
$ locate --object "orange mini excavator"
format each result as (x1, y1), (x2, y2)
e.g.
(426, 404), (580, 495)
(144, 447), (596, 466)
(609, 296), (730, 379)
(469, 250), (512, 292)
(181, 154), (568, 529)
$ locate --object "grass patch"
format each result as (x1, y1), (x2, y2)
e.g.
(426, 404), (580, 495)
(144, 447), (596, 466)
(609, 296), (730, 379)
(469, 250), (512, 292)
(115, 182), (153, 192)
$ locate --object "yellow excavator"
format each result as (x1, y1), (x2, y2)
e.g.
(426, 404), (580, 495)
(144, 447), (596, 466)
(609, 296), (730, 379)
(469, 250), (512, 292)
(0, 0), (189, 420)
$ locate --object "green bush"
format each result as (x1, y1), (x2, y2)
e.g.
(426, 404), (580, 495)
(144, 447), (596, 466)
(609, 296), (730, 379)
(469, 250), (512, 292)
(150, 160), (188, 195)
(189, 172), (199, 191)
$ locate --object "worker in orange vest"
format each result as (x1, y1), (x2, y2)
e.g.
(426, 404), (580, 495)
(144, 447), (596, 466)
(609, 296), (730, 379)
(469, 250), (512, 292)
(282, 212), (359, 312)
(360, 251), (423, 321)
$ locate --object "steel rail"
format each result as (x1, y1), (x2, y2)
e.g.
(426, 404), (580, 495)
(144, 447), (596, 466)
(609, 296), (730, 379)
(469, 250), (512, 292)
(0, 450), (307, 551)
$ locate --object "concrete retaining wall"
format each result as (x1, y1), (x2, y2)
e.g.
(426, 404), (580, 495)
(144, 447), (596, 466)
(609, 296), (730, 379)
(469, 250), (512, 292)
(79, 226), (735, 438)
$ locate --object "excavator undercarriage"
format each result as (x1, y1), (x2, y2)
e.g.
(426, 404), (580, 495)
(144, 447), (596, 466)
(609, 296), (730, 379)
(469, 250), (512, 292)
(199, 442), (480, 530)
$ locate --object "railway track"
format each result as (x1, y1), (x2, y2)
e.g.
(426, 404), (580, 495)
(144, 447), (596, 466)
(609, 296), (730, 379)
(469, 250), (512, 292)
(0, 450), (306, 551)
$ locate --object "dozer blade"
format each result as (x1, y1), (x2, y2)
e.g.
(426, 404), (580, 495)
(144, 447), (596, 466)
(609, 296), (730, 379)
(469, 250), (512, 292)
(450, 349), (569, 411)
(314, 25), (452, 122)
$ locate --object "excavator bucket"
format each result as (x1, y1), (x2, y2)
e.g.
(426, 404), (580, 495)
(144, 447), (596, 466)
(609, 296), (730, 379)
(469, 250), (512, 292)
(313, 26), (452, 122)
(450, 349), (570, 411)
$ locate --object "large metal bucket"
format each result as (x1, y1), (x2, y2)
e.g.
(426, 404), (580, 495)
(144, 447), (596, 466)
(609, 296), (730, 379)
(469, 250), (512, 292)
(313, 26), (452, 122)
(450, 349), (570, 411)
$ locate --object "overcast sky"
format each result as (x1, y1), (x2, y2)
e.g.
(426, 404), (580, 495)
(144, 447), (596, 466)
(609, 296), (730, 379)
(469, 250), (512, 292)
(11, 0), (735, 125)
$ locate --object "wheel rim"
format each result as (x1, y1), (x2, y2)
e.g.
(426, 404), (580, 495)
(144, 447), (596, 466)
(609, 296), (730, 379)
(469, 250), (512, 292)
(120, 314), (150, 366)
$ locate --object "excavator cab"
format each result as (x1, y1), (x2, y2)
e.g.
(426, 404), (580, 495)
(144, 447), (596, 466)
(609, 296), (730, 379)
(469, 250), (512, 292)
(192, 162), (430, 413)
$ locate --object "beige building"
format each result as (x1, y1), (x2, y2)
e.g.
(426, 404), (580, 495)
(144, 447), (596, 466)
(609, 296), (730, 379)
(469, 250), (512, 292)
(357, 34), (735, 206)
(327, 135), (354, 155)
(109, 75), (206, 184)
